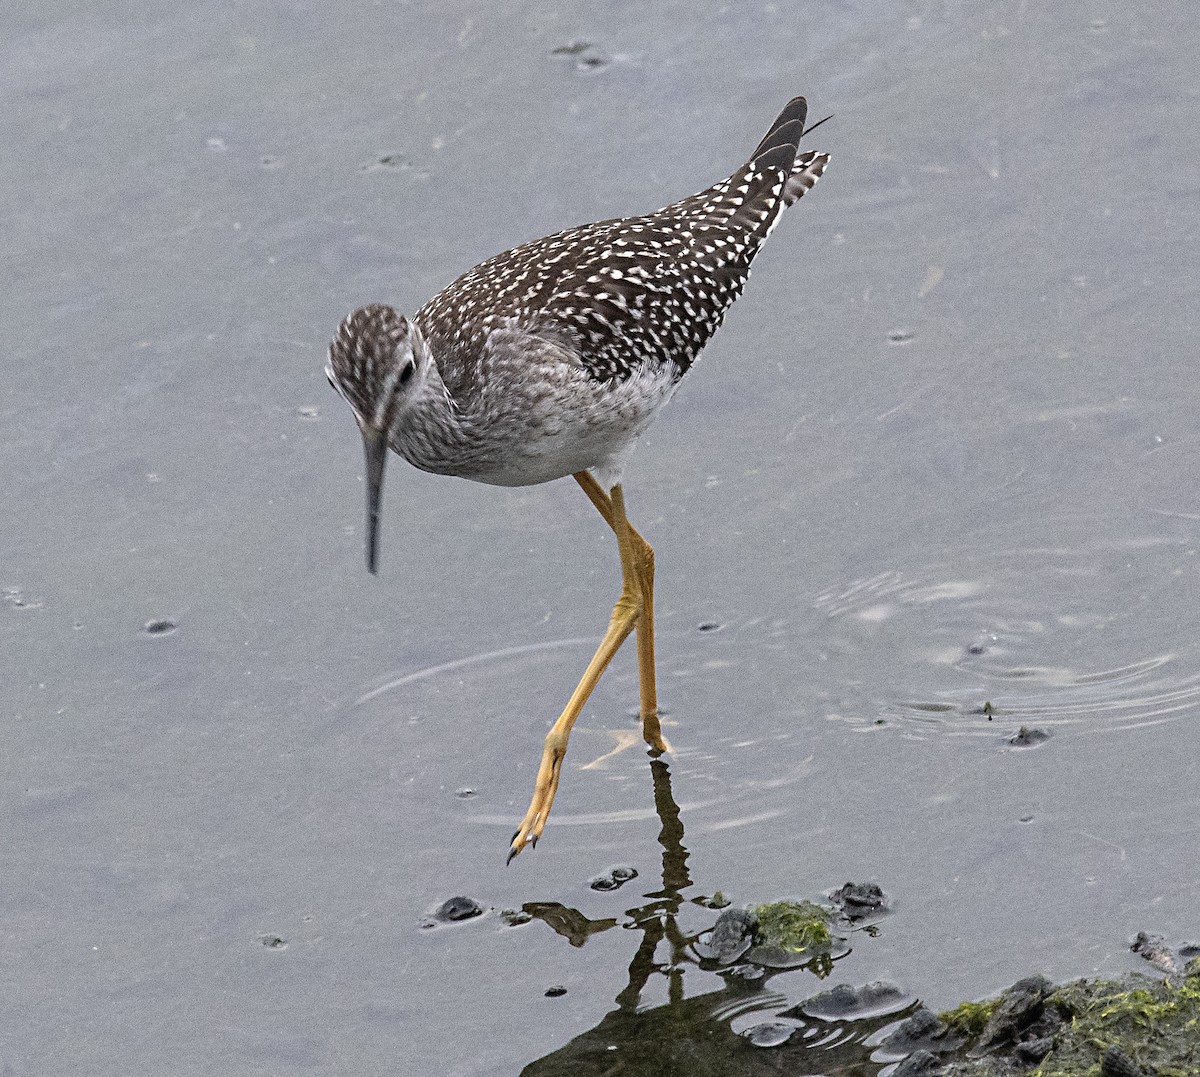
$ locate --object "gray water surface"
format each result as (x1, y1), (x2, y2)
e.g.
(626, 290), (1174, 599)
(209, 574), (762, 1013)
(3, 1), (1198, 1074)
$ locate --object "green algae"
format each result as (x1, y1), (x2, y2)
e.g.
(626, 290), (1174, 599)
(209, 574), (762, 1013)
(752, 900), (834, 952)
(926, 960), (1200, 1076)
(1034, 961), (1200, 1077)
(940, 996), (1002, 1039)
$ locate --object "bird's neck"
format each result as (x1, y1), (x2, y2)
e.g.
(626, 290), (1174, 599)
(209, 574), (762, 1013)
(387, 351), (478, 477)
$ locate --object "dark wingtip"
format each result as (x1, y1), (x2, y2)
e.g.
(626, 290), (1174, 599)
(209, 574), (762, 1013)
(750, 96), (810, 161)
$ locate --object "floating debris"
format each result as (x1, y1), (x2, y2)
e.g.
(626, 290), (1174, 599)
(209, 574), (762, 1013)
(1009, 725), (1049, 747)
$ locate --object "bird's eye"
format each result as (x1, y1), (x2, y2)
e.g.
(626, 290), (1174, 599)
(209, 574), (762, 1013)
(397, 360), (416, 386)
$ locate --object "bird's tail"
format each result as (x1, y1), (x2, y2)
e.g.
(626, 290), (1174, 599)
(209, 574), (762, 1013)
(750, 96), (831, 207)
(783, 150), (830, 207)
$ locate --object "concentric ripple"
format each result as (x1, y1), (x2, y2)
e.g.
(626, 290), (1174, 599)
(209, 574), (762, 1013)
(813, 537), (1200, 738)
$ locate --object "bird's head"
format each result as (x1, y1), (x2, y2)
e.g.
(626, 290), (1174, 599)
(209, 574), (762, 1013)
(326, 304), (430, 575)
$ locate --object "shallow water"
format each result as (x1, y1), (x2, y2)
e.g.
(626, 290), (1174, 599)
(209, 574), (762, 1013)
(3, 1), (1199, 1074)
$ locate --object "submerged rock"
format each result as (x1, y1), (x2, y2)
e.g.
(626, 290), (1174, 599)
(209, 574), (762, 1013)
(974, 974), (1057, 1052)
(1131, 930), (1183, 975)
(1008, 726), (1049, 747)
(694, 906), (757, 964)
(830, 881), (888, 919)
(588, 865), (638, 892)
(742, 1020), (796, 1048)
(893, 1050), (945, 1077)
(434, 896), (484, 922)
(800, 980), (907, 1020)
(907, 964), (1200, 1075)
(882, 1006), (962, 1056)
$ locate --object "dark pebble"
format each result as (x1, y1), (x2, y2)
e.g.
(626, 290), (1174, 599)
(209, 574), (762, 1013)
(589, 865), (637, 891)
(1131, 930), (1181, 974)
(697, 621), (722, 632)
(544, 985), (567, 998)
(436, 896), (484, 922)
(831, 881), (888, 918)
(143, 618), (178, 636)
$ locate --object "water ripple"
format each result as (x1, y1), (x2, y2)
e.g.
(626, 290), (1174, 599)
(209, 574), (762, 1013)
(815, 538), (1200, 738)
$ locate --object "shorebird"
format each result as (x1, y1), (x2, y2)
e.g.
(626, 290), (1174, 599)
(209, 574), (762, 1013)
(327, 96), (830, 860)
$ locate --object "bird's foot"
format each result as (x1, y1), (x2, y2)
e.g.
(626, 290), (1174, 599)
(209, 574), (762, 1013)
(507, 740), (566, 863)
(641, 709), (669, 754)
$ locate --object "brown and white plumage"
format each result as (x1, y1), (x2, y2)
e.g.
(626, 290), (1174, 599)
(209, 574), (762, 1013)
(326, 96), (831, 859)
(328, 97), (829, 521)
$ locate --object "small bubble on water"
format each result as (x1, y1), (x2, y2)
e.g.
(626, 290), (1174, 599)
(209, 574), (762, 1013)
(297, 406), (319, 420)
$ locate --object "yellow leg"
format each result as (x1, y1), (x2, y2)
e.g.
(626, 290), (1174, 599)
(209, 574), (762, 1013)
(574, 472), (662, 744)
(508, 474), (664, 862)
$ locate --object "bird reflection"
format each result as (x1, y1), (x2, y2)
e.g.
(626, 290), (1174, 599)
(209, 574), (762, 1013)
(516, 756), (913, 1076)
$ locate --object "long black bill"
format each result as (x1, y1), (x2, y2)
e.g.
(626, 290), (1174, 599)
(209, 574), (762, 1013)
(361, 426), (388, 575)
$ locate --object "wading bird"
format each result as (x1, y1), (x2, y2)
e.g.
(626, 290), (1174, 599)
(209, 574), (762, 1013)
(327, 96), (830, 860)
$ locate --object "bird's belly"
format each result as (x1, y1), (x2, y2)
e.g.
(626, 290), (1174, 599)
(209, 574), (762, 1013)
(403, 365), (680, 489)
